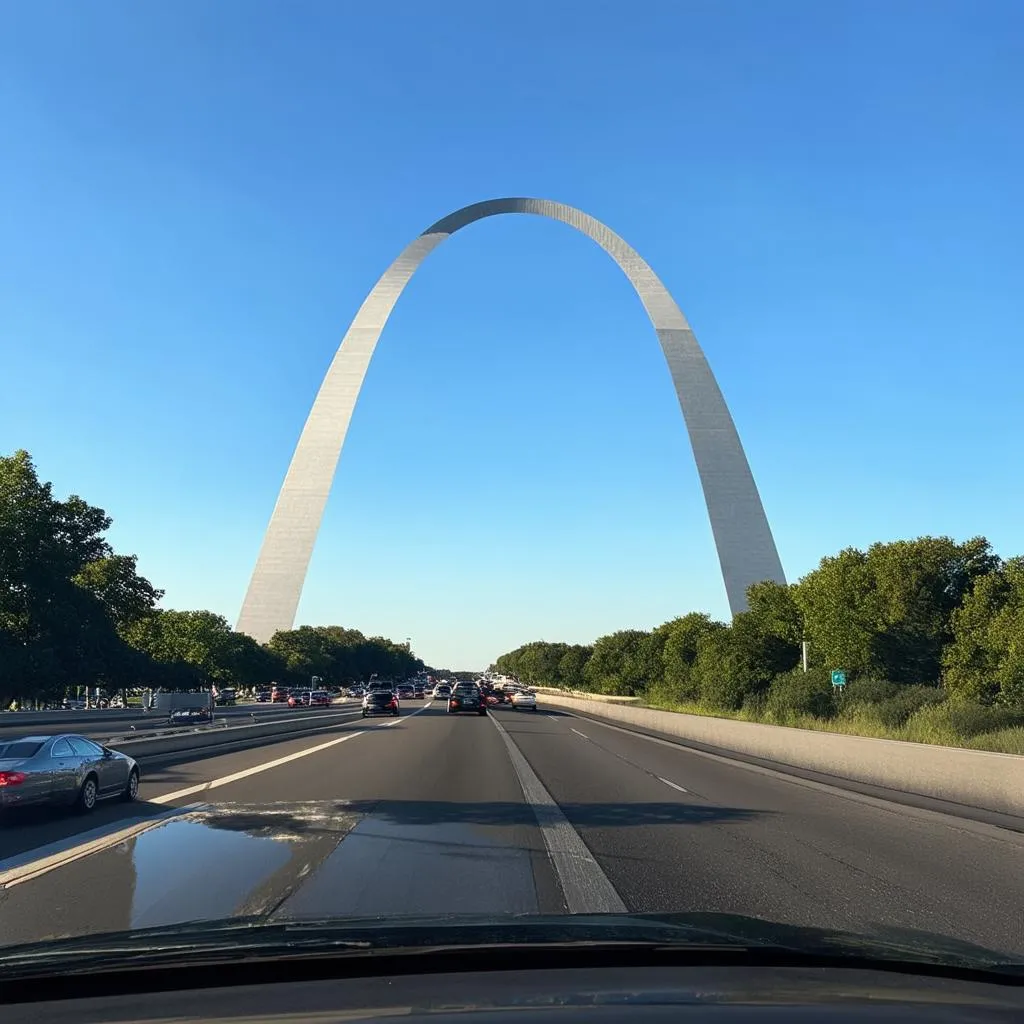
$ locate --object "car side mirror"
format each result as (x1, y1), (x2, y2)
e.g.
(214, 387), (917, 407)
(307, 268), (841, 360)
(102, 747), (114, 758)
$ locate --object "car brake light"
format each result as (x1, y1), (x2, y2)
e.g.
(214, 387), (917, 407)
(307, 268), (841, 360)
(0, 771), (26, 787)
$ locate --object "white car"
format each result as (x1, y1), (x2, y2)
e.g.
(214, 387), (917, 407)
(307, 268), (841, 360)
(432, 685), (452, 700)
(510, 690), (537, 712)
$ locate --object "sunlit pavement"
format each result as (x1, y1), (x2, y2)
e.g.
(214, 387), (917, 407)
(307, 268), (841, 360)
(1, 699), (1022, 959)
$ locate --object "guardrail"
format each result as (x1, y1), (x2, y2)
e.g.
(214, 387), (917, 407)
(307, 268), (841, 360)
(540, 692), (1024, 817)
(0, 700), (350, 734)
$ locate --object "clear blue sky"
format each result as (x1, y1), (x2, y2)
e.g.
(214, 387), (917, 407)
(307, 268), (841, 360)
(2, 1), (1022, 669)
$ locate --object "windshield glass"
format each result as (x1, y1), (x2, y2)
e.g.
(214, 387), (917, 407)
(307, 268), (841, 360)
(0, 0), (1021, 980)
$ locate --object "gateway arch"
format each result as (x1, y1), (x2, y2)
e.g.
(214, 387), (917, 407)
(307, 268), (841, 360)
(236, 198), (785, 643)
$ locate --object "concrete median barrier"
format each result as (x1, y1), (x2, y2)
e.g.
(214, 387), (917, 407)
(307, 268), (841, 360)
(540, 693), (1024, 817)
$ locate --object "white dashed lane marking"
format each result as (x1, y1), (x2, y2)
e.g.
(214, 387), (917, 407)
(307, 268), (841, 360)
(656, 776), (689, 794)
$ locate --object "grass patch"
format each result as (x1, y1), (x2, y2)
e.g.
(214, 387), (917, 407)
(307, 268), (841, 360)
(627, 694), (1024, 754)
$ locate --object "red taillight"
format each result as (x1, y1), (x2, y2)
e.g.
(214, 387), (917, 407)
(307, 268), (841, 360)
(450, 699), (460, 707)
(0, 771), (26, 787)
(389, 698), (397, 707)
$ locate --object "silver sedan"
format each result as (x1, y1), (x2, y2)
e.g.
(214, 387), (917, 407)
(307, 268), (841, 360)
(0, 734), (140, 814)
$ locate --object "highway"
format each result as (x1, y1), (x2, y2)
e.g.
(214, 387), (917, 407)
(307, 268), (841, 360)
(0, 698), (1021, 958)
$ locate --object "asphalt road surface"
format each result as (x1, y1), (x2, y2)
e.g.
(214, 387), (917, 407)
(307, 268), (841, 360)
(1, 698), (1021, 958)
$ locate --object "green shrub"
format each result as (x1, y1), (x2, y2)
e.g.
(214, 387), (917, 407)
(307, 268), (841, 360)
(645, 677), (685, 708)
(904, 700), (1024, 743)
(846, 683), (945, 728)
(765, 668), (836, 723)
(964, 727), (1024, 754)
(741, 690), (767, 718)
(840, 677), (900, 705)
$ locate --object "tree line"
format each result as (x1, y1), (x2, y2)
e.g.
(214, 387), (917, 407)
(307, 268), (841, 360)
(492, 537), (1024, 748)
(0, 450), (425, 706)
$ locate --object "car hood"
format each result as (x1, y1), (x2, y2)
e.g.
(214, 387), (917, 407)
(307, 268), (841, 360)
(0, 800), (1019, 980)
(1, 909), (1021, 983)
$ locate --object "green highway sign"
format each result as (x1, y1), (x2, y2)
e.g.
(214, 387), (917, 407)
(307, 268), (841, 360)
(831, 670), (847, 687)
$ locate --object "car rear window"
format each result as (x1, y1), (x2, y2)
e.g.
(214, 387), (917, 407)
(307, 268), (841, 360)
(0, 741), (44, 759)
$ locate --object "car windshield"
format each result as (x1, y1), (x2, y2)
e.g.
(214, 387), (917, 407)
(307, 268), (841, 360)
(1, 1), (1021, 983)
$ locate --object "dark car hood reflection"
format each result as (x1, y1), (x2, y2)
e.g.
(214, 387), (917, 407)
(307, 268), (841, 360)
(0, 800), (1019, 979)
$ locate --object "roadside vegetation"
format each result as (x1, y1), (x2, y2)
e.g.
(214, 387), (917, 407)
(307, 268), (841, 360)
(0, 450), (428, 708)
(493, 539), (1024, 755)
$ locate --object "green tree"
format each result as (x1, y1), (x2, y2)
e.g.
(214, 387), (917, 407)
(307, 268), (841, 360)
(794, 547), (879, 676)
(688, 607), (797, 711)
(267, 626), (423, 686)
(657, 613), (722, 703)
(944, 557), (1024, 708)
(74, 554), (163, 631)
(124, 609), (241, 685)
(557, 645), (592, 690)
(745, 580), (804, 647)
(0, 450), (146, 704)
(584, 630), (650, 695)
(797, 537), (998, 684)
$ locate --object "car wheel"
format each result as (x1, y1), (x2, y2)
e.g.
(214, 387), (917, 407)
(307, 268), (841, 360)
(361, 710), (368, 718)
(76, 775), (98, 814)
(123, 768), (139, 802)
(531, 706), (537, 712)
(478, 709), (486, 716)
(393, 709), (400, 717)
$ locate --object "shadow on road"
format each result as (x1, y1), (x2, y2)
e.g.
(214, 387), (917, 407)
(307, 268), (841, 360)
(0, 799), (171, 862)
(339, 798), (762, 828)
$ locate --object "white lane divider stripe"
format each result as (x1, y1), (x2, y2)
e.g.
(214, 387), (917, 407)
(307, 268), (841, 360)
(0, 704), (434, 890)
(570, 728), (589, 740)
(152, 702), (433, 803)
(657, 776), (689, 794)
(152, 731), (364, 804)
(0, 804), (204, 888)
(489, 715), (626, 915)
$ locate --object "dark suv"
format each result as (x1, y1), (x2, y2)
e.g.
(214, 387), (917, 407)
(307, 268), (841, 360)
(362, 687), (399, 718)
(447, 684), (486, 716)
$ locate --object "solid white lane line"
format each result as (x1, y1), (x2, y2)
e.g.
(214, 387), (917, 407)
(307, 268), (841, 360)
(657, 776), (689, 794)
(151, 731), (365, 803)
(489, 715), (626, 914)
(0, 804), (203, 889)
(570, 728), (589, 740)
(0, 706), (435, 892)
(152, 703), (434, 804)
